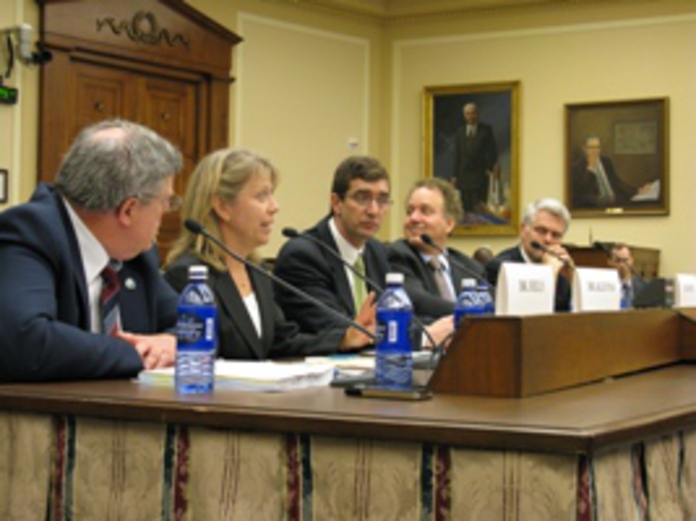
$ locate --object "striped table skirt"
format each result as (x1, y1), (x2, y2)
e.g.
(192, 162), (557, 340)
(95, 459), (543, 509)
(0, 410), (693, 520)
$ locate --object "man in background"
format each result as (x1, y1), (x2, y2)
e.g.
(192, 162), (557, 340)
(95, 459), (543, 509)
(485, 198), (574, 311)
(453, 102), (499, 216)
(388, 178), (483, 321)
(608, 242), (647, 308)
(0, 119), (182, 382)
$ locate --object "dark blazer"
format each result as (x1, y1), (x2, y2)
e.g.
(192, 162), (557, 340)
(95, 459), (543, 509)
(571, 156), (635, 208)
(485, 246), (571, 312)
(273, 216), (389, 334)
(0, 184), (178, 383)
(387, 239), (484, 320)
(454, 122), (498, 191)
(165, 253), (345, 359)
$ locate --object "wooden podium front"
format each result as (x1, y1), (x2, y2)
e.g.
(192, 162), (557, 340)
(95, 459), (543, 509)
(429, 309), (696, 398)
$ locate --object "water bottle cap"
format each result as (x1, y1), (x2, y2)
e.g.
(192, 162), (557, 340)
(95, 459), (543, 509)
(188, 265), (209, 280)
(460, 278), (476, 289)
(385, 272), (405, 285)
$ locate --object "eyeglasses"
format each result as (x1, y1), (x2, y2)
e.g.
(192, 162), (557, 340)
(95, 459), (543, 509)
(346, 191), (392, 209)
(532, 225), (563, 241)
(131, 193), (182, 213)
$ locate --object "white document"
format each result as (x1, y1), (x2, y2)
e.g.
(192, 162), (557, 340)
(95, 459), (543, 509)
(572, 267), (621, 312)
(495, 263), (555, 316)
(674, 274), (696, 308)
(631, 179), (660, 202)
(138, 360), (335, 392)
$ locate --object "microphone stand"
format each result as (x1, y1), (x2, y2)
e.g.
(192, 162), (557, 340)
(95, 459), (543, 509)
(420, 233), (496, 293)
(282, 227), (443, 368)
(185, 220), (376, 342)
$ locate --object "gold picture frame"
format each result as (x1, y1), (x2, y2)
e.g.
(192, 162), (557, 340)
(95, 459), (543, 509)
(423, 81), (520, 236)
(565, 97), (669, 217)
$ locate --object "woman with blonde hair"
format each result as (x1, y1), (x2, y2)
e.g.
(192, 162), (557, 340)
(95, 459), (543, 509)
(165, 148), (374, 359)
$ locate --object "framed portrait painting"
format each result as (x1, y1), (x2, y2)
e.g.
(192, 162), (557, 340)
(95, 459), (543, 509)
(423, 81), (520, 236)
(565, 98), (669, 217)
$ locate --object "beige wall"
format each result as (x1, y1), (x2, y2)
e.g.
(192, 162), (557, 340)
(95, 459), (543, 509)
(4, 0), (696, 275)
(388, 13), (696, 275)
(0, 0), (39, 208)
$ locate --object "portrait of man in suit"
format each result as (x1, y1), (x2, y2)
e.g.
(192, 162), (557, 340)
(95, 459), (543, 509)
(571, 136), (658, 209)
(452, 102), (499, 216)
(425, 82), (519, 235)
(565, 98), (668, 216)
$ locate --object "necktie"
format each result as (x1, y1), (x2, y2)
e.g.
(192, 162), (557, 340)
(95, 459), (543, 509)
(592, 162), (615, 204)
(622, 282), (634, 309)
(428, 257), (455, 301)
(352, 254), (367, 313)
(100, 263), (122, 336)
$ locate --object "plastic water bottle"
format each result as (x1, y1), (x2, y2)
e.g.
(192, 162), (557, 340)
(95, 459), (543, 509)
(478, 281), (495, 315)
(375, 273), (413, 389)
(454, 278), (486, 328)
(175, 265), (217, 394)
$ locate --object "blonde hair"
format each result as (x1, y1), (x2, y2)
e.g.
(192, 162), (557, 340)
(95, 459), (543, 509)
(166, 148), (277, 271)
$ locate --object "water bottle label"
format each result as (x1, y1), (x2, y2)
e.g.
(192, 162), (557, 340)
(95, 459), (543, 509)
(388, 321), (397, 343)
(205, 317), (215, 341)
(177, 305), (217, 350)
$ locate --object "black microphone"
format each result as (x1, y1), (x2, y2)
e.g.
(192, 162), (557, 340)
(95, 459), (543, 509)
(184, 219), (375, 341)
(530, 240), (575, 269)
(282, 226), (441, 355)
(420, 234), (495, 292)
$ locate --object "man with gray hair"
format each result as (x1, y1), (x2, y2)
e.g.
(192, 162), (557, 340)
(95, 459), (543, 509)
(0, 119), (182, 382)
(485, 198), (574, 311)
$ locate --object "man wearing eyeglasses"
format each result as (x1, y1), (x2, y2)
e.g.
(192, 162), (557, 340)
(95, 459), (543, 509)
(273, 156), (391, 338)
(485, 198), (574, 311)
(0, 119), (182, 382)
(608, 243), (646, 308)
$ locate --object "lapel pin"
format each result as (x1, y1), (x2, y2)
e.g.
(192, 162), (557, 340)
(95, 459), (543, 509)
(125, 278), (137, 290)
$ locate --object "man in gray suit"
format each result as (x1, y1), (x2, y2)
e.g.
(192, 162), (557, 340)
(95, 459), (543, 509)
(388, 178), (483, 321)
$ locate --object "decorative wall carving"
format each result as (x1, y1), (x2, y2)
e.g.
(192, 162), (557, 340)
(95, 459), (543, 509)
(96, 11), (189, 48)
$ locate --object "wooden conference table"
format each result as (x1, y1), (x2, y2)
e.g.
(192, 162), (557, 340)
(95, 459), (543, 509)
(1, 361), (695, 520)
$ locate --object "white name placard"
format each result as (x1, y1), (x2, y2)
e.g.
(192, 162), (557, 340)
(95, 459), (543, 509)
(495, 263), (555, 316)
(675, 274), (696, 308)
(571, 267), (621, 312)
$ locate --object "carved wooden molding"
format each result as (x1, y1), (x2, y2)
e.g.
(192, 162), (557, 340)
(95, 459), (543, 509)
(96, 11), (189, 48)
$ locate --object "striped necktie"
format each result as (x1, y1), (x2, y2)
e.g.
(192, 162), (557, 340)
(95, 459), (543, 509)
(100, 263), (122, 336)
(428, 257), (455, 301)
(352, 254), (367, 313)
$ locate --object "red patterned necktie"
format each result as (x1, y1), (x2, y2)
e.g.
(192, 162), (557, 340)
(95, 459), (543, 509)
(100, 263), (121, 336)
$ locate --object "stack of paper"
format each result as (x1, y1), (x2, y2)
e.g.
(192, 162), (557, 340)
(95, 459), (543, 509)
(137, 360), (335, 392)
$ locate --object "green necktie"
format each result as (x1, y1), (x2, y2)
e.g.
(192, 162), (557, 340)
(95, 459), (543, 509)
(352, 254), (367, 313)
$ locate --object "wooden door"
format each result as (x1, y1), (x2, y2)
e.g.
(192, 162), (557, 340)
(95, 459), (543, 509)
(39, 0), (241, 262)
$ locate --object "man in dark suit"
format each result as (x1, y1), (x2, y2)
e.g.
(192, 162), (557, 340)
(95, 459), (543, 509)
(572, 136), (649, 209)
(453, 102), (498, 215)
(485, 198), (574, 312)
(0, 119), (182, 382)
(388, 178), (483, 321)
(273, 156), (391, 335)
(608, 243), (647, 308)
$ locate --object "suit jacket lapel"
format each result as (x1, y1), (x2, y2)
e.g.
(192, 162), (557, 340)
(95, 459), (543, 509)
(213, 269), (266, 360)
(250, 269), (275, 356)
(316, 220), (354, 314)
(55, 192), (91, 329)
